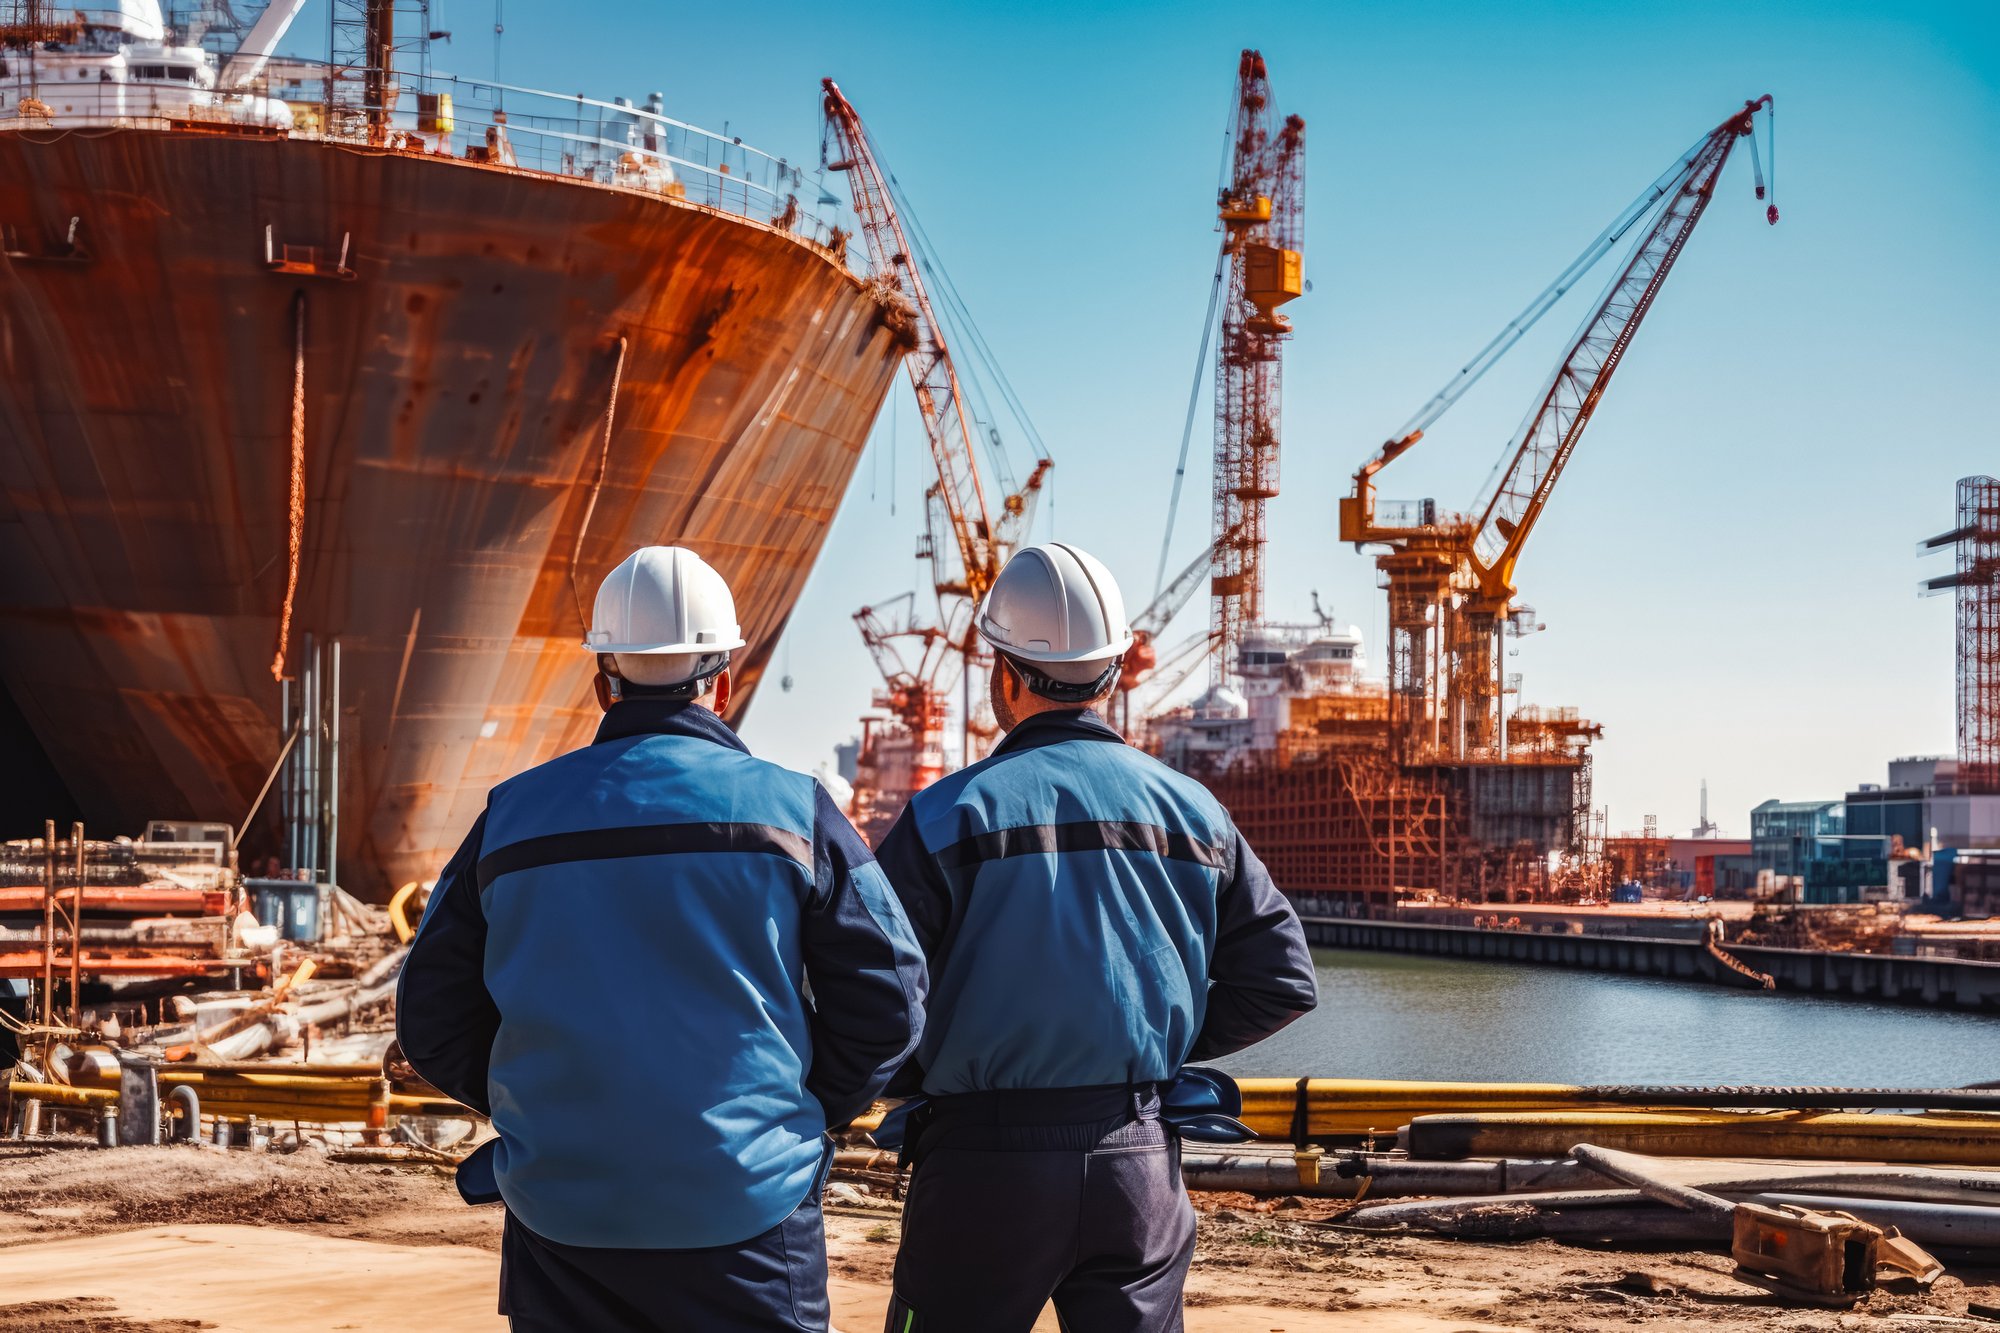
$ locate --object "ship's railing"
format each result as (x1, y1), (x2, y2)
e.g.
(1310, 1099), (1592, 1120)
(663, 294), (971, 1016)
(8, 53), (868, 270)
(296, 64), (860, 267)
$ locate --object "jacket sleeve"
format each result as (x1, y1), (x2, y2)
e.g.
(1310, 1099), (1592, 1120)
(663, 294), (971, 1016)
(802, 785), (928, 1128)
(1191, 828), (1318, 1061)
(871, 802), (953, 966)
(395, 811), (498, 1117)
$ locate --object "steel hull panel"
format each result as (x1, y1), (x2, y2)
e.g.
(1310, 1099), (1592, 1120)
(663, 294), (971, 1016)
(0, 129), (901, 897)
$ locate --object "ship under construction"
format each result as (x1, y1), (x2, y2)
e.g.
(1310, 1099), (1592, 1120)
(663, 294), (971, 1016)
(1137, 60), (1780, 911)
(0, 0), (908, 898)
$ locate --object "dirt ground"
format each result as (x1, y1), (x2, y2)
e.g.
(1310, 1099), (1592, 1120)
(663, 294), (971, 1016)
(2, 1144), (1998, 1331)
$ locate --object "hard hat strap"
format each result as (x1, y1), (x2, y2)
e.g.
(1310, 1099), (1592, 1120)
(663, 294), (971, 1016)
(1001, 653), (1123, 704)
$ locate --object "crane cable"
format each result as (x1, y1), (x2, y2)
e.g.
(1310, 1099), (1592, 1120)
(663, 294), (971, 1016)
(1153, 103), (1248, 602)
(874, 151), (1045, 483)
(1153, 240), (1227, 601)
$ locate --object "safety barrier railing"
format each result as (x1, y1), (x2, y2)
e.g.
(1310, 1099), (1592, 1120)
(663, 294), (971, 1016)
(1, 55), (865, 270)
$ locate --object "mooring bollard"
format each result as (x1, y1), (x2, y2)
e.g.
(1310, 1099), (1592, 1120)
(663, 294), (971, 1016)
(97, 1106), (118, 1148)
(213, 1116), (232, 1149)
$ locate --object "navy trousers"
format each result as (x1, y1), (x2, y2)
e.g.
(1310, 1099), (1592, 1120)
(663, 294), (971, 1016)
(885, 1088), (1197, 1333)
(500, 1193), (830, 1332)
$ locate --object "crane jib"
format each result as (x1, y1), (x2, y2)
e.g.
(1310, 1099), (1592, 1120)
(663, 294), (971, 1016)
(1466, 107), (1761, 592)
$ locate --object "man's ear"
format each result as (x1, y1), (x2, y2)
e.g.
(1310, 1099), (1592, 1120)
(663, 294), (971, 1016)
(710, 667), (732, 716)
(593, 670), (618, 714)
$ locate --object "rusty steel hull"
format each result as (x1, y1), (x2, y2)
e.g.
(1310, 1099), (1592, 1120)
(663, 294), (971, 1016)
(0, 128), (902, 898)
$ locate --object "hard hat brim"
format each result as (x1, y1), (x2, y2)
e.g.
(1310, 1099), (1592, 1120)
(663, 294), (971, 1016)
(582, 634), (747, 654)
(976, 622), (1134, 666)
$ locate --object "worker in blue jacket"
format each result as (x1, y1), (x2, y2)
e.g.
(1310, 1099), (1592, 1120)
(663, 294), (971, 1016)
(873, 541), (1318, 1333)
(397, 545), (927, 1333)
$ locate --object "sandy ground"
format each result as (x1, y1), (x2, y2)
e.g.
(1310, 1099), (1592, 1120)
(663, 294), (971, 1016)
(2, 1144), (1996, 1331)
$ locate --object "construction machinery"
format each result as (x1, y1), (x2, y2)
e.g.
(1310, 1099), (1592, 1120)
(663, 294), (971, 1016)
(847, 593), (953, 841)
(821, 79), (1051, 835)
(1123, 48), (1304, 722)
(1210, 51), (1305, 688)
(1342, 96), (1779, 764)
(1157, 95), (1777, 906)
(1923, 478), (2000, 796)
(1116, 536), (1224, 728)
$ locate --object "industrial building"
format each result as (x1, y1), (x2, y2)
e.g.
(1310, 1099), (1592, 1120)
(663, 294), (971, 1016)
(1749, 800), (1846, 881)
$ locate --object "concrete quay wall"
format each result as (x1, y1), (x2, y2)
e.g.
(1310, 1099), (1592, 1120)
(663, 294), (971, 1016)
(1300, 917), (2000, 1012)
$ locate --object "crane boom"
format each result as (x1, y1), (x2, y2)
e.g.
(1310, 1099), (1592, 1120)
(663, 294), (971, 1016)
(1116, 535), (1221, 708)
(822, 79), (1002, 602)
(1339, 96), (1776, 762)
(1136, 537), (1222, 639)
(1467, 97), (1770, 600)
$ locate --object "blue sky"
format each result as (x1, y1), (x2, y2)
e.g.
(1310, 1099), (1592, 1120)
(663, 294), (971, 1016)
(297, 0), (1996, 836)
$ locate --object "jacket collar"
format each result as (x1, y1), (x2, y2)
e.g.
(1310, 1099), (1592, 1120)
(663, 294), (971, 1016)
(592, 698), (749, 753)
(990, 706), (1127, 758)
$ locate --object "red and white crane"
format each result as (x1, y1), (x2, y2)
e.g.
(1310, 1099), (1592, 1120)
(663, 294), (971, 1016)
(821, 79), (1050, 831)
(1210, 51), (1304, 688)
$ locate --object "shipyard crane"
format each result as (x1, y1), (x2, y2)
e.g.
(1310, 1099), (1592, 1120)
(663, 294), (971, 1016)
(1113, 535), (1224, 732)
(1340, 96), (1778, 761)
(822, 79), (1051, 818)
(848, 592), (956, 840)
(1210, 50), (1304, 689)
(821, 79), (1051, 613)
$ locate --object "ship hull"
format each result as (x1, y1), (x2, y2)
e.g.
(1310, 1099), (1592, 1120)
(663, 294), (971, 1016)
(1190, 748), (1586, 910)
(0, 128), (901, 896)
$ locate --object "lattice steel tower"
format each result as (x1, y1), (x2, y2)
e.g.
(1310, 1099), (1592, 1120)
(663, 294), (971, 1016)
(1924, 476), (2000, 794)
(1209, 51), (1304, 687)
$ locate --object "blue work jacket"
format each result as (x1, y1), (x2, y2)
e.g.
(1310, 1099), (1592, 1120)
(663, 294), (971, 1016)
(874, 707), (1316, 1096)
(397, 699), (926, 1249)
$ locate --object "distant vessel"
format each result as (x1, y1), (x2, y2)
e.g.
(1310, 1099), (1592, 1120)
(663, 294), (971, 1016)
(0, 1), (904, 896)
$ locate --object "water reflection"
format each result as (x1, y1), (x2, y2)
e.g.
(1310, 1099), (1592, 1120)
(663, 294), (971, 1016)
(1217, 949), (2000, 1086)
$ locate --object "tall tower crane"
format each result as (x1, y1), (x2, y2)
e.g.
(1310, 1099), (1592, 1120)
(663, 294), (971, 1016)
(1340, 96), (1777, 761)
(1210, 51), (1304, 687)
(822, 79), (1051, 814)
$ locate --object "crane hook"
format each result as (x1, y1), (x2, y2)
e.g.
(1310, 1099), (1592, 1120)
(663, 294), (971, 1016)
(1757, 95), (1779, 225)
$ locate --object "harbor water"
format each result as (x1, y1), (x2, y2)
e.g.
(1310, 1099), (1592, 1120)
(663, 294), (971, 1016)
(1218, 948), (2000, 1087)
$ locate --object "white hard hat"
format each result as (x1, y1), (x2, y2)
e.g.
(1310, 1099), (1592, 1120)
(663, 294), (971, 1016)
(977, 542), (1134, 685)
(585, 546), (746, 656)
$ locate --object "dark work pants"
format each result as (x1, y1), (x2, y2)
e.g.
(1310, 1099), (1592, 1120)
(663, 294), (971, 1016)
(886, 1090), (1197, 1333)
(500, 1192), (830, 1333)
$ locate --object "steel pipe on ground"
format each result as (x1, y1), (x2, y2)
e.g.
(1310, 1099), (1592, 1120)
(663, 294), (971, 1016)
(1404, 1109), (2000, 1164)
(1233, 1078), (2000, 1140)
(1343, 1188), (2000, 1252)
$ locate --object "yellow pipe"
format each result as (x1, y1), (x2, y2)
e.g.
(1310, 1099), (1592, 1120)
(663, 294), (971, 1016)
(1236, 1078), (1602, 1137)
(6, 1081), (117, 1109)
(1408, 1109), (2000, 1165)
(8, 1080), (458, 1124)
(60, 1068), (468, 1121)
